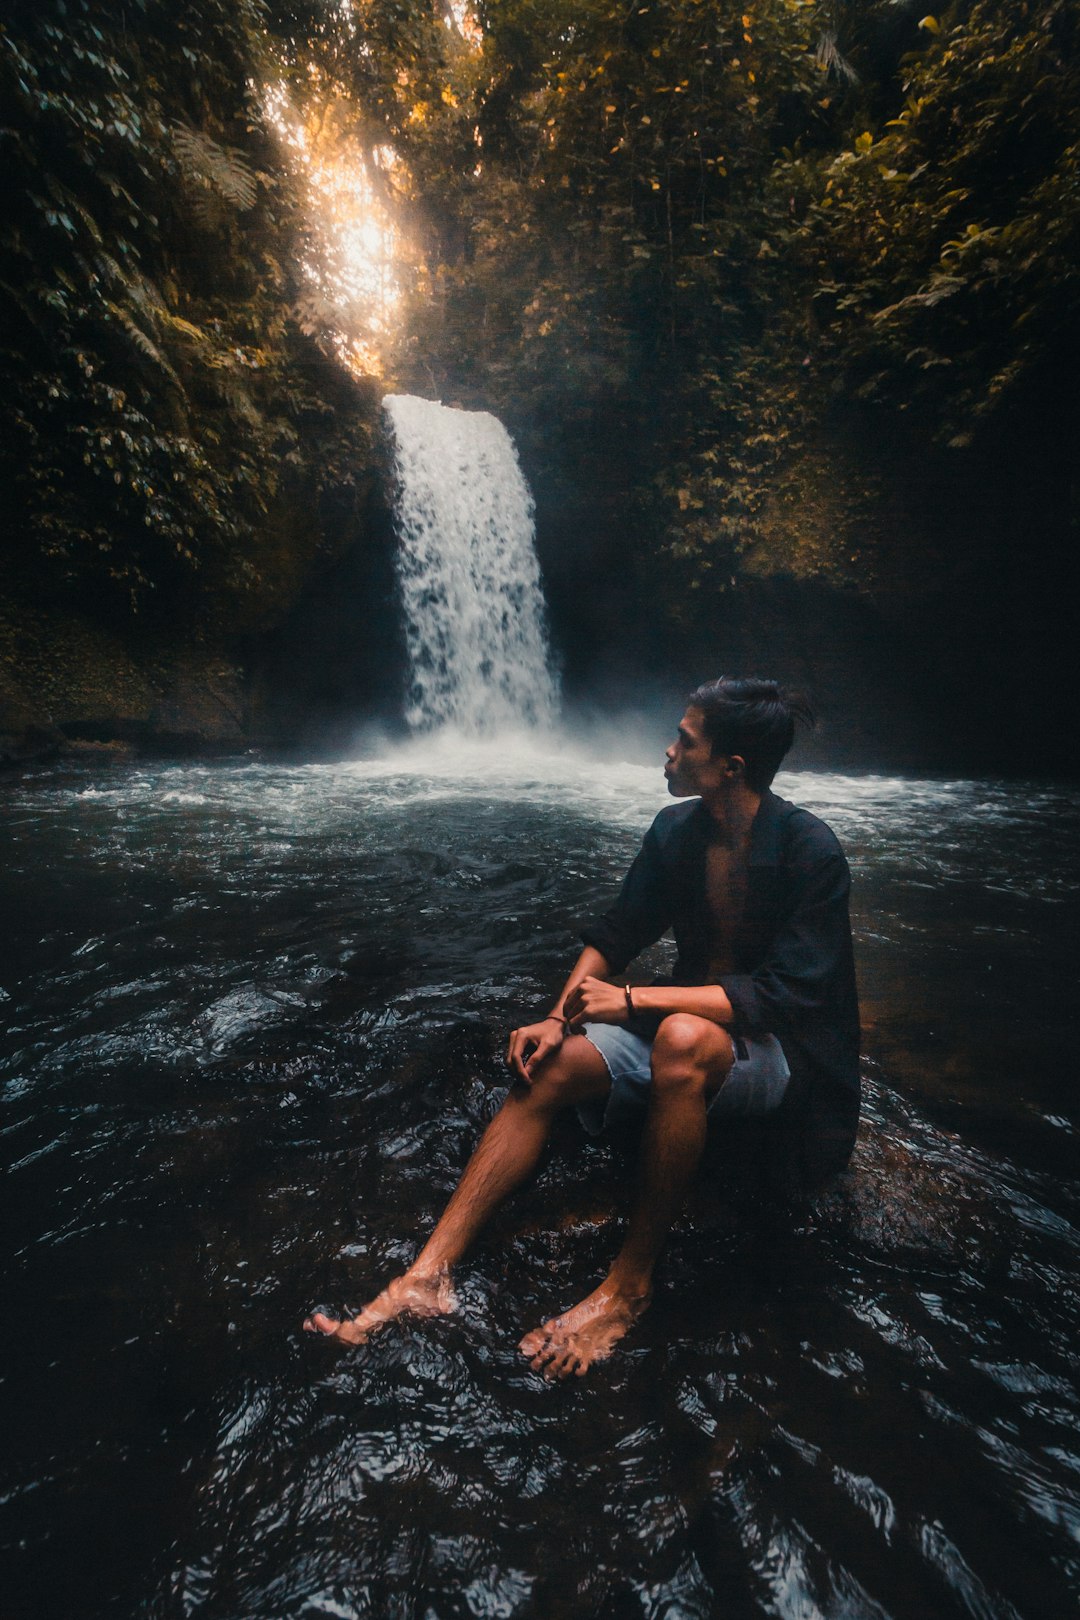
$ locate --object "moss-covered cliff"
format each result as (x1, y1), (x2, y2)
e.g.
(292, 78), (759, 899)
(0, 0), (384, 761)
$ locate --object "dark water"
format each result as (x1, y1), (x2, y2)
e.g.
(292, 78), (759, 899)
(2, 737), (1078, 1620)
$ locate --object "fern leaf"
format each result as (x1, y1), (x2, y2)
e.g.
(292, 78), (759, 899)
(160, 312), (209, 344)
(93, 252), (125, 287)
(106, 300), (183, 391)
(171, 123), (258, 213)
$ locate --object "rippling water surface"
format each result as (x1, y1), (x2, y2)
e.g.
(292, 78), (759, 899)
(2, 736), (1078, 1619)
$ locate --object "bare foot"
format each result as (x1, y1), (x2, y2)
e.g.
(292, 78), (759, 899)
(519, 1279), (651, 1379)
(303, 1268), (456, 1346)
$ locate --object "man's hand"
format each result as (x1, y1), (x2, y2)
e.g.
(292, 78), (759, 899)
(563, 976), (627, 1028)
(506, 1016), (565, 1084)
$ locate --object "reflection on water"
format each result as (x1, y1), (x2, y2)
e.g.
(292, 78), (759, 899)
(1, 737), (1078, 1619)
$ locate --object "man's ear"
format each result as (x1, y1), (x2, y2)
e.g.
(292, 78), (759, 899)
(727, 754), (746, 780)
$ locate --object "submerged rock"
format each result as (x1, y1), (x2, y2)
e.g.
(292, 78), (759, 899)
(196, 986), (308, 1057)
(808, 1118), (1011, 1269)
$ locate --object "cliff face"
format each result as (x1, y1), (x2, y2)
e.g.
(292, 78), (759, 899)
(0, 608), (242, 766)
(0, 346), (383, 765)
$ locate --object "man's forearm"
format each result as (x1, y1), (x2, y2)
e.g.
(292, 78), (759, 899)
(547, 947), (613, 1021)
(627, 981), (734, 1025)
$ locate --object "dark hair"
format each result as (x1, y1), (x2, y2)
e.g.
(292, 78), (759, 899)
(686, 676), (815, 791)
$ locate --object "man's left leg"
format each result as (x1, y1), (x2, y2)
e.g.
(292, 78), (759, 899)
(521, 1014), (735, 1379)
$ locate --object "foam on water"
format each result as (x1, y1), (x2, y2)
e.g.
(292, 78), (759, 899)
(15, 739), (1079, 899)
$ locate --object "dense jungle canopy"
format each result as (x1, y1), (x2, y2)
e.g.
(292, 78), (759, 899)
(2, 0), (1078, 768)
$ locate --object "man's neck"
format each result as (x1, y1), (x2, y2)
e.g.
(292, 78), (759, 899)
(700, 782), (762, 847)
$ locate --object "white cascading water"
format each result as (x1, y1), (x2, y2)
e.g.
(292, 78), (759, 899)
(383, 393), (560, 735)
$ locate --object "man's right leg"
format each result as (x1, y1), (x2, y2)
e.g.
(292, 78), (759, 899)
(304, 1034), (611, 1344)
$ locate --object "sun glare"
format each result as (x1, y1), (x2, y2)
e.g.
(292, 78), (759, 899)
(263, 82), (404, 377)
(260, 0), (482, 378)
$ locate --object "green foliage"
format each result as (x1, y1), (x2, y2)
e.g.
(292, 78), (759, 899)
(782, 0), (1080, 444)
(1, 0), (376, 623)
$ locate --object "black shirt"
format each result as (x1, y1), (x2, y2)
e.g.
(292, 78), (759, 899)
(582, 790), (861, 1176)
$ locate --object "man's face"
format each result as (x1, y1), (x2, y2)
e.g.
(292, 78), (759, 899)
(664, 707), (731, 799)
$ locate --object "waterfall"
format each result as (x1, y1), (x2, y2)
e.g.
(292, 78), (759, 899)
(383, 394), (560, 735)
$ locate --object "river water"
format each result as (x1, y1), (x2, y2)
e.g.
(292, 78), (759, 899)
(2, 736), (1078, 1620)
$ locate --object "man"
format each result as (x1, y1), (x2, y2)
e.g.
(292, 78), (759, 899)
(305, 676), (860, 1378)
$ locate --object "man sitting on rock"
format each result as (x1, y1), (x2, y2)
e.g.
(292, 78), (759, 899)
(305, 676), (860, 1377)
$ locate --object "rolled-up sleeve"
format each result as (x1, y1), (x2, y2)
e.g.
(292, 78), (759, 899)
(581, 822), (673, 974)
(717, 850), (852, 1037)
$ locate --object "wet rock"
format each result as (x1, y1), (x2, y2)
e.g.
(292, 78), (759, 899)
(496, 1104), (1011, 1277)
(60, 737), (138, 762)
(397, 1027), (1005, 1272)
(0, 723), (65, 769)
(142, 656), (247, 753)
(0, 681), (64, 768)
(0, 600), (249, 763)
(807, 1119), (1009, 1267)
